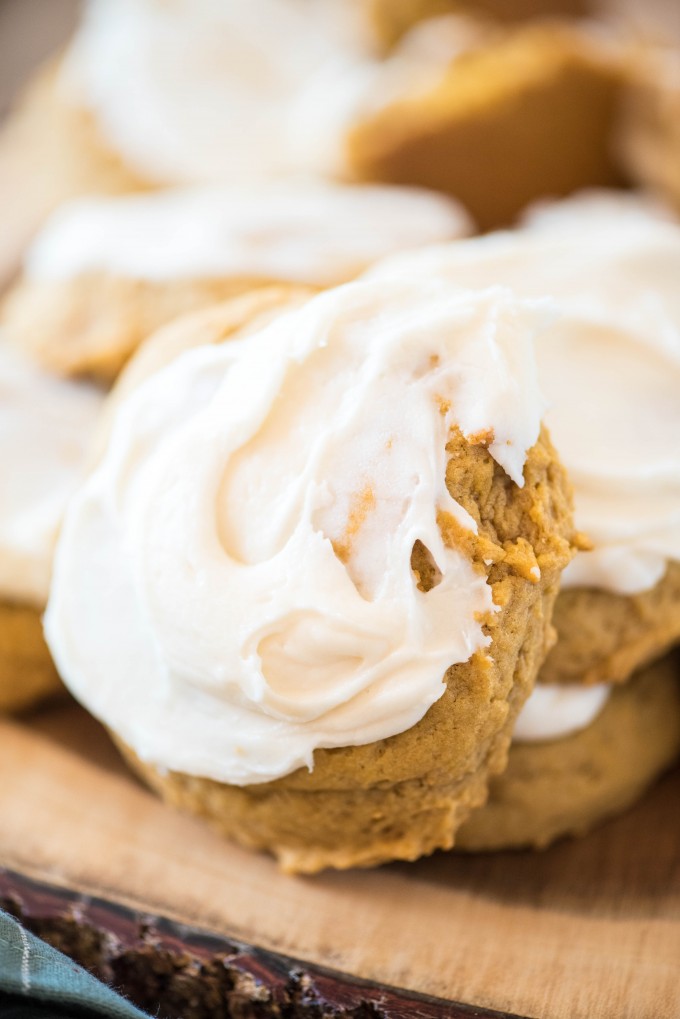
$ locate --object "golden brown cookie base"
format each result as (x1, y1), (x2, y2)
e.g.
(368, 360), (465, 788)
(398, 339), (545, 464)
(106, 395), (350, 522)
(457, 655), (680, 851)
(118, 738), (499, 874)
(542, 561), (680, 685)
(107, 324), (574, 870)
(348, 23), (628, 230)
(2, 273), (311, 387)
(0, 598), (63, 713)
(0, 64), (145, 287)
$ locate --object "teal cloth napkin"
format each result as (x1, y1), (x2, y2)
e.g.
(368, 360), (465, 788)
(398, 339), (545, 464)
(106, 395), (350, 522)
(0, 909), (153, 1019)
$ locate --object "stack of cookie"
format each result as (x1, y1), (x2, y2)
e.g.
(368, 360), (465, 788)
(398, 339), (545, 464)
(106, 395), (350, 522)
(368, 190), (680, 849)
(0, 0), (679, 872)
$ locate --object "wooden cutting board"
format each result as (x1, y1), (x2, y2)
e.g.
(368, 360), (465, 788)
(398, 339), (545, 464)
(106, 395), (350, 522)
(0, 697), (679, 1019)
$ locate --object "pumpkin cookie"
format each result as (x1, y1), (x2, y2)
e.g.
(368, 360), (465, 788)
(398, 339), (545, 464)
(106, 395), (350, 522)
(457, 656), (680, 850)
(369, 193), (680, 685)
(2, 181), (470, 386)
(45, 280), (574, 872)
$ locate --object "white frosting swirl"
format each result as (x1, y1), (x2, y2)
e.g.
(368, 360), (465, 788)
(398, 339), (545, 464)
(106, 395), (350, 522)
(513, 682), (611, 742)
(60, 0), (377, 183)
(369, 194), (680, 595)
(60, 0), (487, 186)
(24, 182), (471, 287)
(45, 280), (545, 784)
(0, 343), (104, 607)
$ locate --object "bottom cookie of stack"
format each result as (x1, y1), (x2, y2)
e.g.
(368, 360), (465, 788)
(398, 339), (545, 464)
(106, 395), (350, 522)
(457, 656), (680, 852)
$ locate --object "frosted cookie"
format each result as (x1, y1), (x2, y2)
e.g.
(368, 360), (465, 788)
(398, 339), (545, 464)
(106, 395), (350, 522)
(2, 181), (471, 386)
(0, 343), (104, 712)
(368, 193), (680, 685)
(457, 655), (680, 850)
(45, 281), (575, 873)
(348, 22), (628, 229)
(619, 47), (680, 213)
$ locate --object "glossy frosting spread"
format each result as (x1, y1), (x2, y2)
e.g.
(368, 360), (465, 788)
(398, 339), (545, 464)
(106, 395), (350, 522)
(513, 682), (611, 742)
(0, 343), (104, 607)
(24, 182), (471, 287)
(46, 280), (544, 784)
(61, 0), (378, 183)
(369, 194), (680, 595)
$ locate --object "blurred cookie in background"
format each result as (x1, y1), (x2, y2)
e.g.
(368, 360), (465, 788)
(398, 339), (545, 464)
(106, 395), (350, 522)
(0, 0), (650, 284)
(367, 191), (680, 686)
(619, 47), (680, 214)
(1, 180), (471, 384)
(348, 21), (629, 229)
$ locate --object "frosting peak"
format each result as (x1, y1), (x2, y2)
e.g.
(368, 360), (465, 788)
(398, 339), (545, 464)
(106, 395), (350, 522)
(46, 280), (544, 784)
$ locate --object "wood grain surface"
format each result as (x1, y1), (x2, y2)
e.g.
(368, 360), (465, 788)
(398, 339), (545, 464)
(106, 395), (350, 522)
(0, 869), (525, 1019)
(0, 699), (679, 1019)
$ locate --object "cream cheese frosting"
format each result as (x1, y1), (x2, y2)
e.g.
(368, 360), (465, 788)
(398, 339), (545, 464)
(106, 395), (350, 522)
(23, 182), (471, 287)
(513, 682), (611, 742)
(368, 193), (680, 596)
(60, 0), (378, 183)
(0, 343), (104, 607)
(45, 280), (545, 785)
